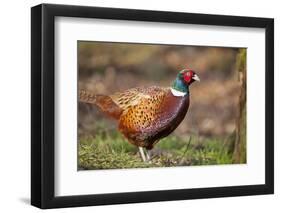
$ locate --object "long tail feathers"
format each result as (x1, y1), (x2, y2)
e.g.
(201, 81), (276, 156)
(79, 89), (123, 120)
(79, 89), (96, 104)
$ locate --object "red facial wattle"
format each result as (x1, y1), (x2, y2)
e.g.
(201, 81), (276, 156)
(183, 72), (192, 83)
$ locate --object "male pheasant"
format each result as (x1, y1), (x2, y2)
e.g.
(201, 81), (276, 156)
(79, 69), (200, 161)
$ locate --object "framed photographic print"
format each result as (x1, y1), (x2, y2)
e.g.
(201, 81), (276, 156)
(31, 3), (274, 209)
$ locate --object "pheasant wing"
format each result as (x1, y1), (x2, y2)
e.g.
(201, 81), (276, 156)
(110, 87), (153, 112)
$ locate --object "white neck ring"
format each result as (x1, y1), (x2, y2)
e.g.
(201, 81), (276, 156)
(170, 87), (187, 97)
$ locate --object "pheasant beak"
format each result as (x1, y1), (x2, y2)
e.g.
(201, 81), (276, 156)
(192, 74), (200, 82)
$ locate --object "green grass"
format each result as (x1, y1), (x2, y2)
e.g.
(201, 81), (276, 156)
(78, 128), (235, 170)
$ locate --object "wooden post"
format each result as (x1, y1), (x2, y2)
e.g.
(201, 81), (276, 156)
(233, 49), (247, 163)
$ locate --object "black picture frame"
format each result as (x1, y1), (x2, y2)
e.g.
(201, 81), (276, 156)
(31, 3), (274, 209)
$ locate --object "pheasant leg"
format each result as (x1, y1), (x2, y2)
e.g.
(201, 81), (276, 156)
(145, 149), (151, 162)
(139, 147), (147, 162)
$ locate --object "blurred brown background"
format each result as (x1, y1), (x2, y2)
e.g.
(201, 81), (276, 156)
(78, 41), (243, 139)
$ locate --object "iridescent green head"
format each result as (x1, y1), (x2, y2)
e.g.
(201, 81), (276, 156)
(172, 69), (200, 94)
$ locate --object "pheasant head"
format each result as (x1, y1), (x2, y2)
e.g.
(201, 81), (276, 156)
(171, 69), (200, 95)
